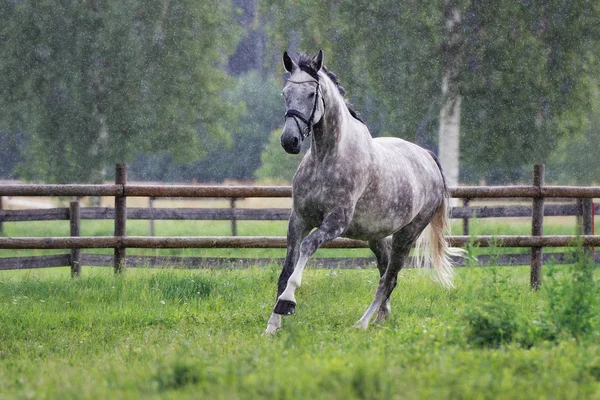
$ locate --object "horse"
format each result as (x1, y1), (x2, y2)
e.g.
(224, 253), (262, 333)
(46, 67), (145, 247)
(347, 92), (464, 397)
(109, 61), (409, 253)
(265, 50), (462, 335)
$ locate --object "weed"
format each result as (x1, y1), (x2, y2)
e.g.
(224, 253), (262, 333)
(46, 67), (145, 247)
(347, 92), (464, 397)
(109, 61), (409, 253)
(543, 243), (598, 341)
(155, 358), (202, 390)
(351, 364), (385, 400)
(464, 301), (519, 348)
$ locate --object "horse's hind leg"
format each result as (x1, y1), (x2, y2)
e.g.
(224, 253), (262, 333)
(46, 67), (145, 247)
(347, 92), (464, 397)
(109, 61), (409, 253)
(368, 238), (393, 323)
(356, 231), (416, 330)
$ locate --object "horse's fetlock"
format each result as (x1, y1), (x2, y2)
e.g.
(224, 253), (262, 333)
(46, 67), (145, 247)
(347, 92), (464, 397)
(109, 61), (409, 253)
(274, 299), (296, 315)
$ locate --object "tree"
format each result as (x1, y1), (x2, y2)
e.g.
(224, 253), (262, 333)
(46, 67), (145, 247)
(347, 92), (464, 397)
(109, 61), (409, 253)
(547, 85), (600, 184)
(129, 71), (282, 182)
(255, 127), (307, 183)
(438, 0), (465, 188)
(0, 0), (241, 183)
(459, 0), (600, 183)
(0, 131), (25, 179)
(261, 0), (600, 183)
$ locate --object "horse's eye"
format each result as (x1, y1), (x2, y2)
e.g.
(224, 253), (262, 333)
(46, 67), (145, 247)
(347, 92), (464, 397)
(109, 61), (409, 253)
(308, 92), (315, 99)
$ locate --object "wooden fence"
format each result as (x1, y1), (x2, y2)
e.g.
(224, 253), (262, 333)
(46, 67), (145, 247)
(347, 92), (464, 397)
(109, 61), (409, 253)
(0, 164), (598, 288)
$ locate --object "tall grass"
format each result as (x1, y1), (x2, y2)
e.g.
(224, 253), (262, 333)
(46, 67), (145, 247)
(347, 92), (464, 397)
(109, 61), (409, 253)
(1, 263), (599, 399)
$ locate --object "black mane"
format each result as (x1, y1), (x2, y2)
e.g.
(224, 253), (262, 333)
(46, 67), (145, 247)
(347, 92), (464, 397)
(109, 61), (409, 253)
(294, 53), (366, 125)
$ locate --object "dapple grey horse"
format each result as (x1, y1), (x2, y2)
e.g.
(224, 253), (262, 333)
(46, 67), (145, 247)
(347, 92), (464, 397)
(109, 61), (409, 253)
(265, 50), (461, 334)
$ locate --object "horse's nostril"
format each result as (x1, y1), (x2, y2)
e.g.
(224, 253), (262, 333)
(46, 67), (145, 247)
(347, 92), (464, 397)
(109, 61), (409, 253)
(292, 137), (299, 147)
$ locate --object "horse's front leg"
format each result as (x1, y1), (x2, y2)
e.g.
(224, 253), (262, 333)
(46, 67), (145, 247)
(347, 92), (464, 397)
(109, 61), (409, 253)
(265, 213), (309, 335)
(274, 208), (352, 317)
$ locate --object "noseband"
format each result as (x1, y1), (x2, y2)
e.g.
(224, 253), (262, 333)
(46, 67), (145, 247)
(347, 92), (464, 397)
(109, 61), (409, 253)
(284, 79), (322, 140)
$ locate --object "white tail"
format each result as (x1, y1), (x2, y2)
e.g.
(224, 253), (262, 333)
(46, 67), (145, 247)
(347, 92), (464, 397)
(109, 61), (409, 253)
(414, 196), (465, 288)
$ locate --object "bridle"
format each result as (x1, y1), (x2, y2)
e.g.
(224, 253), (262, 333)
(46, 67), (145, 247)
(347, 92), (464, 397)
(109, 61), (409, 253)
(284, 78), (323, 140)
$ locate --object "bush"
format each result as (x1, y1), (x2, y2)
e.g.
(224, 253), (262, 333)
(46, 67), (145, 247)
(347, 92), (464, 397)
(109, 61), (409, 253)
(464, 301), (519, 348)
(544, 247), (599, 341)
(254, 128), (306, 183)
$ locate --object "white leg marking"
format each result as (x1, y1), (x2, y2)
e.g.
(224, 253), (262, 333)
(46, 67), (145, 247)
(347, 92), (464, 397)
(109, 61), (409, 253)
(354, 302), (379, 330)
(264, 313), (282, 335)
(354, 286), (388, 330)
(374, 299), (391, 324)
(277, 255), (309, 303)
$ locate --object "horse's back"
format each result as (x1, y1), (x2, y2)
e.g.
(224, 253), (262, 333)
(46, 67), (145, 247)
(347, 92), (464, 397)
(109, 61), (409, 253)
(371, 137), (442, 185)
(346, 136), (445, 239)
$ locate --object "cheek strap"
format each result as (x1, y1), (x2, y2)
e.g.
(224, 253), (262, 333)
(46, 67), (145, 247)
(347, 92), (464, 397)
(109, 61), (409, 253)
(284, 81), (322, 140)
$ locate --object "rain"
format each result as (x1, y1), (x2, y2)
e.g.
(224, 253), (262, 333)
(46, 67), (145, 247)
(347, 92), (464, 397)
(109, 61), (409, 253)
(1, 1), (600, 398)
(0, 0), (598, 185)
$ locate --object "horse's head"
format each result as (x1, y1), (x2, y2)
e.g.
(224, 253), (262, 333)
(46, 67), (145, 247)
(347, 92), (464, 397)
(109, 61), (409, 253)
(280, 50), (326, 154)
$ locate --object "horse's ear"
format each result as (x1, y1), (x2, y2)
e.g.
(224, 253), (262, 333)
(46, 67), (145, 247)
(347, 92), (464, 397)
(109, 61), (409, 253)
(283, 51), (296, 73)
(313, 50), (324, 71)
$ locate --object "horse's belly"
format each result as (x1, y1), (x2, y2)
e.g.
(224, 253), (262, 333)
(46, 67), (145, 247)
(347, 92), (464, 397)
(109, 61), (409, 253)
(345, 207), (411, 240)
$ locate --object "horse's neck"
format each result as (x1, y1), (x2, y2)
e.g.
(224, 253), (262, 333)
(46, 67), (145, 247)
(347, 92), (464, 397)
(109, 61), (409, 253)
(310, 77), (365, 158)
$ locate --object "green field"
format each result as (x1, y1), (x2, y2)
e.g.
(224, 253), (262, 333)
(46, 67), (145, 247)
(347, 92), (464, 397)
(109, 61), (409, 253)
(1, 259), (599, 399)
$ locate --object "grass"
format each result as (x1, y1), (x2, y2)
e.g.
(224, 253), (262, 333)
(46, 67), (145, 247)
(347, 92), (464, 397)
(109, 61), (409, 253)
(1, 262), (599, 399)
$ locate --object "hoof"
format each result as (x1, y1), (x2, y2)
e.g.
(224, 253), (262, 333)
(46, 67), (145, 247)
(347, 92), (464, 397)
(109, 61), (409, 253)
(374, 310), (390, 324)
(264, 324), (280, 336)
(354, 321), (369, 330)
(273, 299), (296, 315)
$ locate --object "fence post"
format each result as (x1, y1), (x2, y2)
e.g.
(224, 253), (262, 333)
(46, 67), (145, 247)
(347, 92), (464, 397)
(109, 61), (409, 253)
(0, 196), (3, 235)
(149, 197), (155, 237)
(530, 164), (545, 290)
(114, 163), (127, 273)
(70, 199), (81, 277)
(230, 198), (238, 236)
(582, 198), (593, 255)
(576, 198), (583, 233)
(462, 198), (470, 236)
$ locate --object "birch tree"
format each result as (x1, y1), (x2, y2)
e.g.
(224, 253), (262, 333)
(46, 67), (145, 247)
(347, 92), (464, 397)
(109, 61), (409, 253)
(262, 0), (600, 183)
(438, 0), (464, 188)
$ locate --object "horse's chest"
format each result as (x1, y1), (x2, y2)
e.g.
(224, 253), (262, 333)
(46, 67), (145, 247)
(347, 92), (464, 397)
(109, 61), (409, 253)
(293, 188), (347, 222)
(292, 169), (358, 223)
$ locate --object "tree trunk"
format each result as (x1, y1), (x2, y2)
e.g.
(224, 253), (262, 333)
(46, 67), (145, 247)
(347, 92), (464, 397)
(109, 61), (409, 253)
(438, 76), (462, 188)
(438, 1), (463, 193)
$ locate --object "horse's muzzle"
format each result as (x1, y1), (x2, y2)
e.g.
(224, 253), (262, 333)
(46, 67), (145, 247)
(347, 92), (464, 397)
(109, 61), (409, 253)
(280, 127), (302, 154)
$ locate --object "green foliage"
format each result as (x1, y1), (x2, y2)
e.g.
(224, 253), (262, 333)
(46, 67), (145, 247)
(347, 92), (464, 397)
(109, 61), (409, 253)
(463, 245), (599, 350)
(261, 0), (600, 183)
(1, 267), (600, 398)
(544, 248), (599, 341)
(0, 0), (241, 183)
(464, 301), (519, 348)
(155, 357), (203, 391)
(460, 1), (599, 183)
(547, 86), (600, 184)
(261, 0), (442, 143)
(0, 131), (25, 178)
(130, 71), (282, 182)
(254, 127), (306, 182)
(190, 71), (283, 181)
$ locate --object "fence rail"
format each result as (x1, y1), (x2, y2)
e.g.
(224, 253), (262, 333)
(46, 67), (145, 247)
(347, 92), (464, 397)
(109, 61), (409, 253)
(1, 203), (599, 223)
(1, 234), (600, 250)
(3, 184), (600, 199)
(0, 163), (598, 288)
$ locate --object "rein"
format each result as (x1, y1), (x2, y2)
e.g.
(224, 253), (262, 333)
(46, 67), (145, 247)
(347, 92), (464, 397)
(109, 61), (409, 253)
(284, 79), (323, 140)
